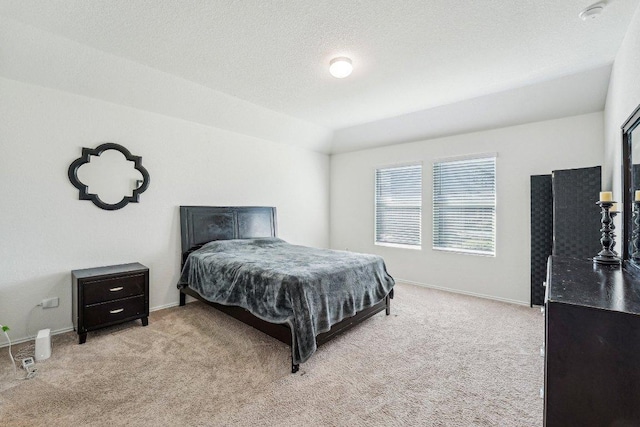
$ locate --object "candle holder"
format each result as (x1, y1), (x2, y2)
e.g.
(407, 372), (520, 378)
(632, 201), (640, 261)
(610, 209), (619, 254)
(593, 201), (621, 265)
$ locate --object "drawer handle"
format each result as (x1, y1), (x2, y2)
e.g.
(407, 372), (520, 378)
(109, 287), (124, 292)
(109, 308), (124, 314)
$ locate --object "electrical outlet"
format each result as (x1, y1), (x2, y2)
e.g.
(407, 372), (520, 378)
(41, 297), (59, 309)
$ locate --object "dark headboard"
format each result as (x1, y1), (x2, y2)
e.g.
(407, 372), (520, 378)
(179, 206), (277, 257)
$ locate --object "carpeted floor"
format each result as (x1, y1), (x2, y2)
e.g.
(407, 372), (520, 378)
(0, 283), (543, 426)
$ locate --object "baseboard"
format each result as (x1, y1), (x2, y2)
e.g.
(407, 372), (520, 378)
(396, 278), (530, 306)
(150, 301), (181, 312)
(0, 326), (75, 348)
(0, 301), (184, 349)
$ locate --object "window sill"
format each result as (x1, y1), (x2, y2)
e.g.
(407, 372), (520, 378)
(433, 247), (495, 257)
(375, 242), (422, 250)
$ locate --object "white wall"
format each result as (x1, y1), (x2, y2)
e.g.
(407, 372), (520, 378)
(330, 113), (603, 304)
(0, 77), (330, 342)
(603, 5), (640, 196)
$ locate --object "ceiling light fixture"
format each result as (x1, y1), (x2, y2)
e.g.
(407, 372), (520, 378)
(329, 57), (353, 78)
(579, 2), (605, 20)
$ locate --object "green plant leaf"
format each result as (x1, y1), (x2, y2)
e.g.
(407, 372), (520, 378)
(1, 325), (9, 332)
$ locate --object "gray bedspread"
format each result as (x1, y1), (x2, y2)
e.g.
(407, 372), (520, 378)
(177, 238), (395, 364)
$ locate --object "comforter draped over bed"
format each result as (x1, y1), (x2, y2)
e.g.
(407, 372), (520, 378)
(177, 238), (395, 364)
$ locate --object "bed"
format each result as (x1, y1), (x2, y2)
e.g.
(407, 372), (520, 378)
(177, 206), (395, 372)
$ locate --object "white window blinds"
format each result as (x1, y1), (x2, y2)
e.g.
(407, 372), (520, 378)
(433, 156), (496, 255)
(375, 164), (422, 247)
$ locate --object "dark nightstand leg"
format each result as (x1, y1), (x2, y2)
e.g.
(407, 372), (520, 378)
(79, 333), (87, 344)
(141, 316), (148, 326)
(179, 291), (186, 306)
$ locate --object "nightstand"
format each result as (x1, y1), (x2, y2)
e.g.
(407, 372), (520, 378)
(72, 263), (149, 344)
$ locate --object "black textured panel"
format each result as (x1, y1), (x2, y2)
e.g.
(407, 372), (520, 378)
(633, 163), (640, 191)
(191, 212), (235, 246)
(530, 175), (553, 306)
(237, 208), (277, 239)
(631, 164), (640, 259)
(552, 166), (602, 259)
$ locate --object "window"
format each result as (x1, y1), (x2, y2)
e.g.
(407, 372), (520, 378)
(375, 164), (422, 248)
(433, 155), (496, 255)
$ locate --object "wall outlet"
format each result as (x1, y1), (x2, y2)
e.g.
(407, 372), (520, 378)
(41, 297), (59, 309)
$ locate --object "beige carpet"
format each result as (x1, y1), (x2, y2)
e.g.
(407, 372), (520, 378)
(0, 283), (543, 426)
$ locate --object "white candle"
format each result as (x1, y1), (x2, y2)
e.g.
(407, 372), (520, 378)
(599, 191), (613, 202)
(635, 190), (640, 201)
(611, 203), (618, 212)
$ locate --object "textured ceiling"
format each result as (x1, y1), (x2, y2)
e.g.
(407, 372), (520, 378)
(0, 0), (638, 135)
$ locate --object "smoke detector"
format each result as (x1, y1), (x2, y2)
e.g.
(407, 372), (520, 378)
(579, 2), (605, 21)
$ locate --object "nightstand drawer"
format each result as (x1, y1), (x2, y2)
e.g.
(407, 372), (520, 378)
(83, 273), (145, 305)
(84, 296), (146, 329)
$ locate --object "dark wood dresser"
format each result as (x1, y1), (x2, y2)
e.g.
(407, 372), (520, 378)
(544, 256), (640, 426)
(72, 263), (149, 344)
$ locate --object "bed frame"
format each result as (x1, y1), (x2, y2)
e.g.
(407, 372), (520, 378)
(178, 206), (392, 373)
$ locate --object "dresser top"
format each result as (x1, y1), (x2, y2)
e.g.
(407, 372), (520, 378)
(548, 256), (640, 315)
(72, 262), (148, 279)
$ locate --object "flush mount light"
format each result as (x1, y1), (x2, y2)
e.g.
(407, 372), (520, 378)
(579, 2), (605, 20)
(329, 57), (353, 78)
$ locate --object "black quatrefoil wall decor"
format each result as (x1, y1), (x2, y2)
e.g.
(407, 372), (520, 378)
(68, 143), (150, 211)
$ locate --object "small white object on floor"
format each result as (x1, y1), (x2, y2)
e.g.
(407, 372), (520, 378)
(35, 329), (51, 361)
(22, 357), (37, 379)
